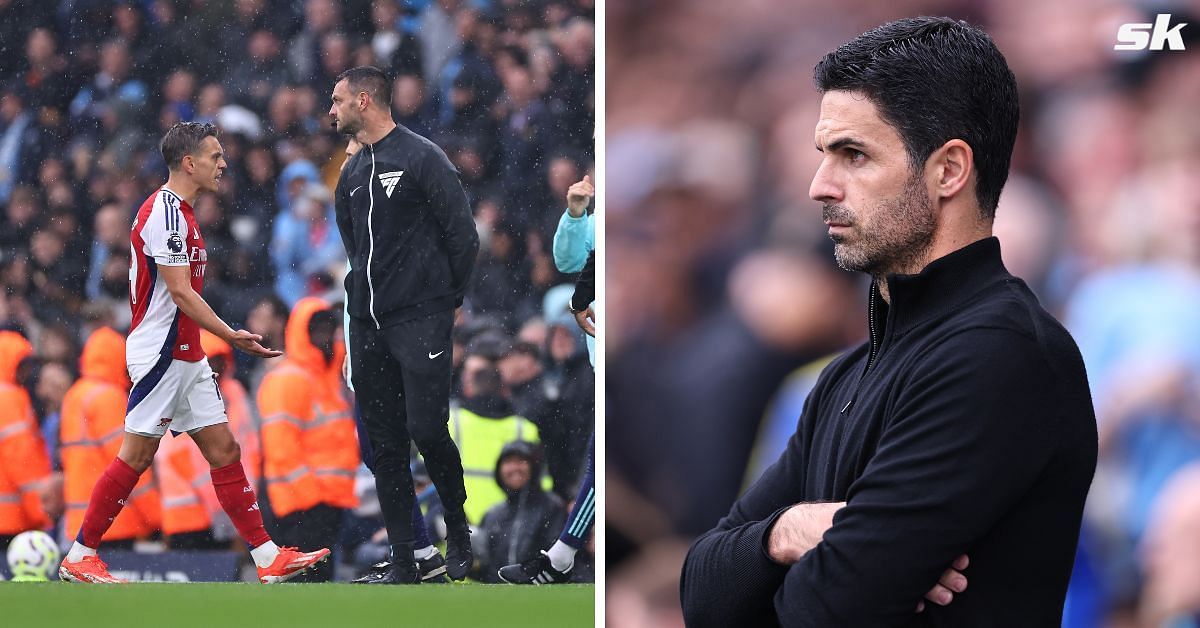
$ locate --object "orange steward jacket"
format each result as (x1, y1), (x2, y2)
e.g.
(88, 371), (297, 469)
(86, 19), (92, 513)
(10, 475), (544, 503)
(257, 297), (358, 518)
(61, 327), (161, 540)
(0, 331), (51, 534)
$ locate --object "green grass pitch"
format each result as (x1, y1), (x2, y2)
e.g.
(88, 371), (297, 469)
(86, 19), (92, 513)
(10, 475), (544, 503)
(0, 582), (595, 627)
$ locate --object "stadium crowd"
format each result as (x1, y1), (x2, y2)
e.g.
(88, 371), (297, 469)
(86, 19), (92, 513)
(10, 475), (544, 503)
(606, 0), (1200, 625)
(0, 0), (594, 583)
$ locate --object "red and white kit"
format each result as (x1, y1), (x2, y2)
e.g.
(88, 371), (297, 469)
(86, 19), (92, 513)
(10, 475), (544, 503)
(126, 186), (224, 437)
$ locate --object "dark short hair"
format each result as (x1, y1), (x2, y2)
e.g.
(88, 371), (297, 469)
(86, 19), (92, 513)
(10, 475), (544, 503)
(336, 65), (392, 109)
(814, 16), (1019, 217)
(160, 122), (219, 170)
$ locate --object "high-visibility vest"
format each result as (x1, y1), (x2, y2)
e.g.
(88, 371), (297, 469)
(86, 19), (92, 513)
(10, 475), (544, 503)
(258, 297), (357, 518)
(449, 407), (540, 525)
(61, 327), (160, 541)
(0, 383), (51, 534)
(0, 331), (51, 535)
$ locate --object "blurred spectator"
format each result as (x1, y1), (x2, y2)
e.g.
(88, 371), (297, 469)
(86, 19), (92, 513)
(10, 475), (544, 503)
(86, 204), (127, 300)
(29, 227), (85, 325)
(34, 360), (73, 469)
(392, 72), (435, 137)
(475, 440), (565, 583)
(258, 298), (358, 582)
(370, 0), (423, 77)
(60, 327), (159, 549)
(451, 348), (540, 525)
(500, 340), (578, 498)
(271, 181), (343, 307)
(68, 38), (147, 143)
(241, 294), (289, 394)
(289, 0), (344, 85)
(0, 331), (52, 547)
(0, 87), (42, 206)
(19, 27), (74, 122)
(225, 30), (290, 116)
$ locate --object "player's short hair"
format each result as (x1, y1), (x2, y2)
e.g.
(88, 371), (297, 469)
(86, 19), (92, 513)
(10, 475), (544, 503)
(814, 16), (1019, 218)
(160, 122), (219, 171)
(336, 66), (392, 110)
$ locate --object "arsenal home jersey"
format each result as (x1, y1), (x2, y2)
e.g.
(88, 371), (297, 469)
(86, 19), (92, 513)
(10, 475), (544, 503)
(127, 186), (208, 366)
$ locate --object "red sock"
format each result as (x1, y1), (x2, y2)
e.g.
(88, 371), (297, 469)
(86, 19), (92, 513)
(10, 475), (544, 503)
(76, 458), (142, 548)
(211, 461), (271, 548)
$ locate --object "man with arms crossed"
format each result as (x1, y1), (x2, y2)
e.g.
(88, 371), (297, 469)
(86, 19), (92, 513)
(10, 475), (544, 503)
(60, 122), (330, 584)
(329, 66), (479, 584)
(681, 17), (1097, 627)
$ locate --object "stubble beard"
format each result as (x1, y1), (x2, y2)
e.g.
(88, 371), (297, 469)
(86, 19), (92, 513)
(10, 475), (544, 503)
(827, 175), (937, 280)
(335, 113), (361, 138)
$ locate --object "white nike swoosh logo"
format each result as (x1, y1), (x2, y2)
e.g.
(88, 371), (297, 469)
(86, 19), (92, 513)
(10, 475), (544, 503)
(428, 351), (444, 359)
(350, 186), (363, 196)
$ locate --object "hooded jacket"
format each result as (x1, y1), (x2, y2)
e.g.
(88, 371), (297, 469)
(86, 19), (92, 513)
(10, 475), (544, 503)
(0, 331), (51, 534)
(257, 297), (358, 518)
(61, 327), (161, 540)
(477, 440), (565, 583)
(334, 124), (479, 328)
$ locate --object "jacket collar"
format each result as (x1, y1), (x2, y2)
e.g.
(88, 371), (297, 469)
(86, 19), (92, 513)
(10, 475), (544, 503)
(869, 236), (1012, 338)
(368, 124), (403, 149)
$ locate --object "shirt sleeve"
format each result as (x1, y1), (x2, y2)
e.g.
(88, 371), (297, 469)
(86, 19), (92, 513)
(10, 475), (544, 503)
(142, 194), (189, 266)
(680, 391), (820, 627)
(553, 211), (594, 273)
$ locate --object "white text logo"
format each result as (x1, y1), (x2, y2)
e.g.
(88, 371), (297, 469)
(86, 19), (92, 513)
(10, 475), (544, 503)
(378, 171), (404, 198)
(1115, 14), (1187, 51)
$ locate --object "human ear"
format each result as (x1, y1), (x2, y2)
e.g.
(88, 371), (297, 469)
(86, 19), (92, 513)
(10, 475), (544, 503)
(932, 139), (973, 201)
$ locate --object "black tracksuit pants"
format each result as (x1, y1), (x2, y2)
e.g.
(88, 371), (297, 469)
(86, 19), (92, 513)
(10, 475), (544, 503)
(349, 310), (468, 557)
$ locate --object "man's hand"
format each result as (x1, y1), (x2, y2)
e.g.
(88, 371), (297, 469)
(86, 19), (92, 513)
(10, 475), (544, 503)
(767, 502), (844, 564)
(228, 330), (282, 359)
(566, 175), (594, 218)
(575, 306), (595, 337)
(917, 554), (969, 612)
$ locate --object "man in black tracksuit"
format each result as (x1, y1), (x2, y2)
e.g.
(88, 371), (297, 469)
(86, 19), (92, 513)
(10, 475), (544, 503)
(329, 66), (480, 584)
(681, 18), (1097, 627)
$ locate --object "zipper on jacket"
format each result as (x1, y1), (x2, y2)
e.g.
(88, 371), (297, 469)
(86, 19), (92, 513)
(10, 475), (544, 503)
(843, 287), (882, 414)
(366, 145), (381, 329)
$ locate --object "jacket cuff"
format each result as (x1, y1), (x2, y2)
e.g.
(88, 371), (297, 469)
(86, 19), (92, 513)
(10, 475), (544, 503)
(757, 505), (794, 566)
(562, 209), (588, 221)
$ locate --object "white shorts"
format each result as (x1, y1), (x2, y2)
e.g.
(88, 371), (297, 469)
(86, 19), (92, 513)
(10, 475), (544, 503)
(125, 358), (228, 438)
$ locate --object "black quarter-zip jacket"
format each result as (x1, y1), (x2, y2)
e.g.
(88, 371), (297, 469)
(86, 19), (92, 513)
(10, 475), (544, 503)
(680, 237), (1098, 627)
(335, 125), (480, 328)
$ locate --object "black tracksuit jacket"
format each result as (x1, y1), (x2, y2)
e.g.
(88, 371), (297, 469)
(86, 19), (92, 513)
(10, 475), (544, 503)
(335, 125), (480, 328)
(680, 237), (1098, 627)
